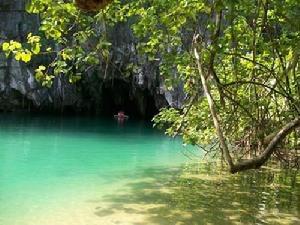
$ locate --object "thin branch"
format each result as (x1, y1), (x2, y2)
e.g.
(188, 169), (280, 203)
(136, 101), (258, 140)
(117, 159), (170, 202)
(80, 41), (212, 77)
(224, 80), (300, 113)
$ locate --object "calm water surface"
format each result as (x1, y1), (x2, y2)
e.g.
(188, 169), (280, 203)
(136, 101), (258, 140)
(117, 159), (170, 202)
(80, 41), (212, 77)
(0, 114), (299, 225)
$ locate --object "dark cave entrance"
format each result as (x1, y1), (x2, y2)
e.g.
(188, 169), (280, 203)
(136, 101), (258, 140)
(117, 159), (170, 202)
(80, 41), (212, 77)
(101, 79), (159, 119)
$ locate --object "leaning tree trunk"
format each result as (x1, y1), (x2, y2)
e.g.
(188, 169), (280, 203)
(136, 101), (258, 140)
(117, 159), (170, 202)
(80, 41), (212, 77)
(229, 117), (300, 173)
(193, 35), (234, 170)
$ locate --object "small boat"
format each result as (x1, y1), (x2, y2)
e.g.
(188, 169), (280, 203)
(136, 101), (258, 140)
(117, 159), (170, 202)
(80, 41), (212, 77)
(114, 111), (129, 120)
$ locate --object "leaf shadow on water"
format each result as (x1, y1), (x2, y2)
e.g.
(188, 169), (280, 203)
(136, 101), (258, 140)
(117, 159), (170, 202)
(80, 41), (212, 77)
(93, 163), (300, 225)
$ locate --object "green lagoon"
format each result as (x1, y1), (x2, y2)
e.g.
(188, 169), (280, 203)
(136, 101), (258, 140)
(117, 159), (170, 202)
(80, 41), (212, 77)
(0, 114), (299, 225)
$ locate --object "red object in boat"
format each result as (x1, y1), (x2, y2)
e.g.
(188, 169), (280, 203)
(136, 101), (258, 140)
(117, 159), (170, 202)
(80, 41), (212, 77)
(114, 111), (129, 120)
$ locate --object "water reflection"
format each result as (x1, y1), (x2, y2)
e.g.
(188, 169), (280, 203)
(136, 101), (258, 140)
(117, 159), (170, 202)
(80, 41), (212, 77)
(95, 163), (300, 225)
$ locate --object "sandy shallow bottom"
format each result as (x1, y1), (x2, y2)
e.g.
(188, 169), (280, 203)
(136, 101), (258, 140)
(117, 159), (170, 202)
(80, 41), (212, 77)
(2, 171), (300, 225)
(1, 176), (181, 225)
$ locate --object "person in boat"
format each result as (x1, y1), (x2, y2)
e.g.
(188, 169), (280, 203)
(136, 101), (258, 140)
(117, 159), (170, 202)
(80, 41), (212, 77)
(114, 111), (129, 122)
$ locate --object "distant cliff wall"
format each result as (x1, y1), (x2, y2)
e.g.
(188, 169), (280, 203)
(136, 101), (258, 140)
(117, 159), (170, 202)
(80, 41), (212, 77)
(0, 0), (184, 118)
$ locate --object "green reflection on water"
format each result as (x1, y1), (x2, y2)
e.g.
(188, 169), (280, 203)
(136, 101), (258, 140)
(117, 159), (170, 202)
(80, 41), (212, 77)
(173, 163), (300, 224)
(96, 162), (300, 225)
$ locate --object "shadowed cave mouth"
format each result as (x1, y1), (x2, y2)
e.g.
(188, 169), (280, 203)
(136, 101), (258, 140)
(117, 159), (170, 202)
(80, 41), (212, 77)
(101, 79), (159, 119)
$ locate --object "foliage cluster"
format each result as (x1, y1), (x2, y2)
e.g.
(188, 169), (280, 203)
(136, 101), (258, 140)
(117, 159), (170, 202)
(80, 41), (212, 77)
(2, 0), (300, 171)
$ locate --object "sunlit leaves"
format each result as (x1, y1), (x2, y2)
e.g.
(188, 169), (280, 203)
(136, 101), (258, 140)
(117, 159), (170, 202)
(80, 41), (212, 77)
(1, 0), (300, 159)
(2, 31), (45, 64)
(35, 65), (54, 87)
(15, 50), (32, 63)
(148, 0), (300, 157)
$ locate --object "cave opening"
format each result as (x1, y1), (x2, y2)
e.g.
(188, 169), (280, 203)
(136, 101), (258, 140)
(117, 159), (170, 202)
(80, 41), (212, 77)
(101, 79), (159, 120)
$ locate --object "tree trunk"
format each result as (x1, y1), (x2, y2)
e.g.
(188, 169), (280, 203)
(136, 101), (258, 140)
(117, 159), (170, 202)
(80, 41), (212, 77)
(230, 116), (300, 173)
(193, 38), (300, 173)
(193, 38), (234, 169)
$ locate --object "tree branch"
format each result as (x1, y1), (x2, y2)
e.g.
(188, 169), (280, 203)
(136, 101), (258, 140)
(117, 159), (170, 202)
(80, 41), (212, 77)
(193, 35), (300, 173)
(230, 116), (300, 173)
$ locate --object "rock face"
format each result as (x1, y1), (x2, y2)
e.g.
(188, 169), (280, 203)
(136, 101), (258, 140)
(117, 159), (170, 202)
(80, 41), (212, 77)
(0, 0), (184, 118)
(0, 0), (39, 111)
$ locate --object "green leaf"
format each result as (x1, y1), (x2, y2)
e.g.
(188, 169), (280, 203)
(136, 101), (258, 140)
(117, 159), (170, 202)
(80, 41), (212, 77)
(21, 52), (32, 63)
(2, 42), (9, 51)
(38, 65), (46, 71)
(32, 44), (41, 54)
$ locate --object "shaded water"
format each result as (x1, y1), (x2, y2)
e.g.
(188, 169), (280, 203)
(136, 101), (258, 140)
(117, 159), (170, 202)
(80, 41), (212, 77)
(0, 114), (299, 225)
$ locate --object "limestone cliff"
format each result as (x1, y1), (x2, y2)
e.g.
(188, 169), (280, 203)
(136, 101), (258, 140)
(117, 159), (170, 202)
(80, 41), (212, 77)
(0, 0), (184, 118)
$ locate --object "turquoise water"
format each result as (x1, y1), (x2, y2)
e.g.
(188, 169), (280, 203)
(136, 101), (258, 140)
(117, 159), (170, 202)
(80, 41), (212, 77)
(0, 114), (192, 225)
(0, 114), (299, 225)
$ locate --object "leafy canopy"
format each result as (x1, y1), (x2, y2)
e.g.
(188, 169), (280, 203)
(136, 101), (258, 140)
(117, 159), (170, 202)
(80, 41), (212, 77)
(2, 0), (300, 168)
